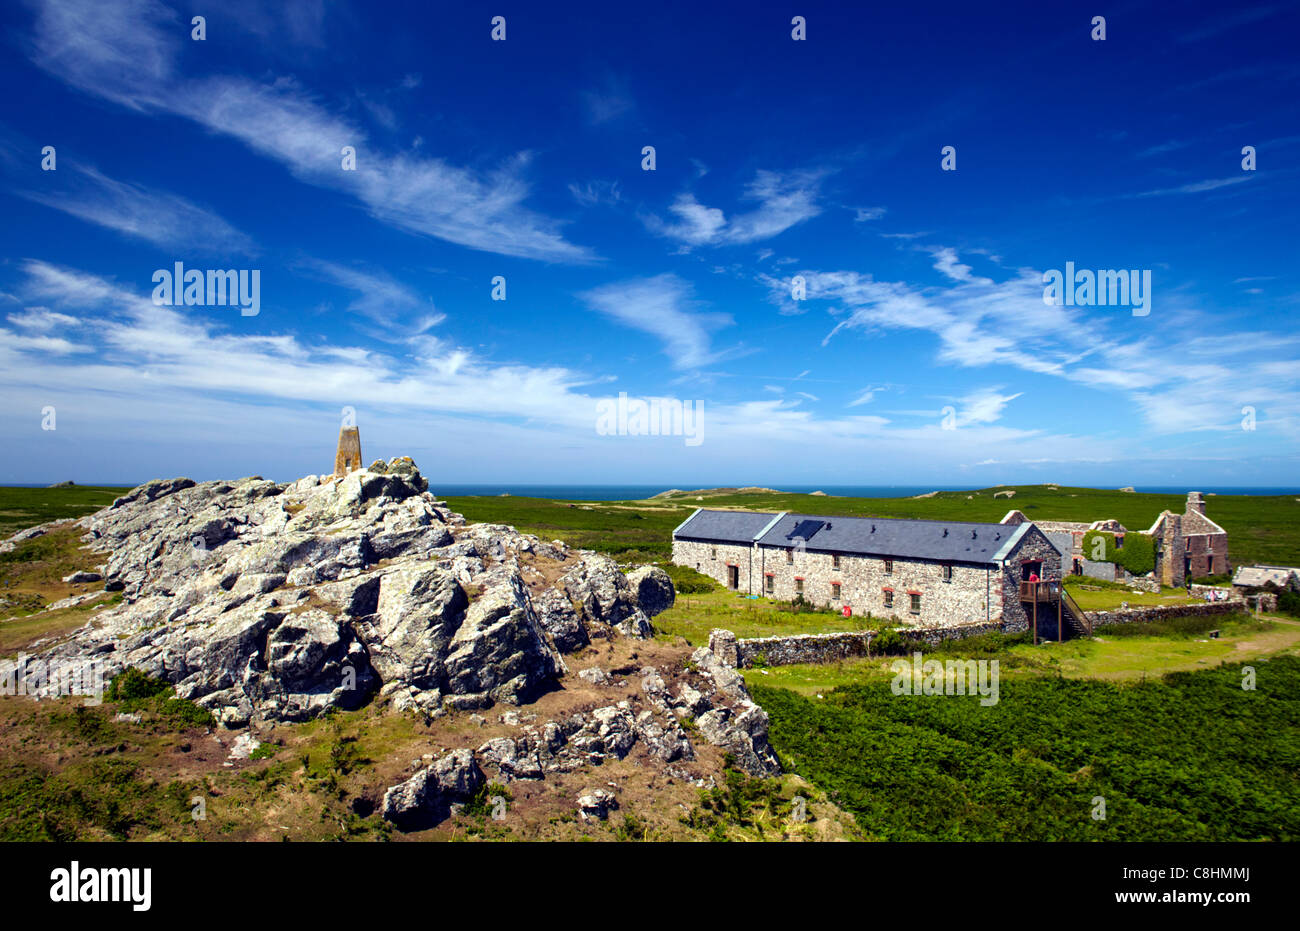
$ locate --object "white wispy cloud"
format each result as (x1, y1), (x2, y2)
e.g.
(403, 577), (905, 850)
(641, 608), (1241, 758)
(568, 180), (623, 207)
(581, 76), (634, 125)
(24, 0), (595, 263)
(957, 388), (1022, 426)
(1, 260), (1139, 482)
(848, 386), (885, 407)
(761, 247), (1300, 442)
(1135, 176), (1254, 197)
(645, 169), (829, 247)
(578, 273), (741, 370)
(18, 166), (254, 253)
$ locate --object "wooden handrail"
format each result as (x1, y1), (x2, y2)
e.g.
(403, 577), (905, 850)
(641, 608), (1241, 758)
(1019, 580), (1061, 602)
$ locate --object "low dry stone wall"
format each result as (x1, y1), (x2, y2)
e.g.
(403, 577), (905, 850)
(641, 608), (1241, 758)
(711, 622), (1006, 669)
(1086, 600), (1243, 629)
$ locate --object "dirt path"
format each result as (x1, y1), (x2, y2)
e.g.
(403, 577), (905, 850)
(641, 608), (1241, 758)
(1232, 614), (1300, 656)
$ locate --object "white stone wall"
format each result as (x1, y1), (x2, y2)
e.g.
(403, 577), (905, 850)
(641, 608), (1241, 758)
(673, 521), (1063, 631)
(671, 538), (755, 592)
(752, 545), (1002, 628)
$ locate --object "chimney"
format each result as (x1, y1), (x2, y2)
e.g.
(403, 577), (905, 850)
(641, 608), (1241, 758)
(1187, 491), (1206, 516)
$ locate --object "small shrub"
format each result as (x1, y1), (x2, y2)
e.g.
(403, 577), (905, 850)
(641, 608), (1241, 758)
(104, 667), (214, 727)
(105, 667), (172, 702)
(870, 627), (909, 656)
(660, 562), (716, 595)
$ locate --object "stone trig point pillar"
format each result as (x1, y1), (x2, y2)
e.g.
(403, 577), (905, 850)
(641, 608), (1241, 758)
(333, 426), (363, 479)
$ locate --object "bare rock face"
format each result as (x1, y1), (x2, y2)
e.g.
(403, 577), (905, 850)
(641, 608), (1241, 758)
(377, 648), (782, 817)
(558, 557), (655, 640)
(577, 788), (618, 822)
(17, 458), (672, 726)
(442, 575), (565, 708)
(381, 749), (484, 830)
(625, 565), (676, 617)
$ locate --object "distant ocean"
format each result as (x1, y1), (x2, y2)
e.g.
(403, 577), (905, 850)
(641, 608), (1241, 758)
(431, 484), (1300, 501)
(10, 483), (1299, 501)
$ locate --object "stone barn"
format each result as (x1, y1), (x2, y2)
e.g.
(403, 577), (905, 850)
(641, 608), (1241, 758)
(672, 509), (1070, 634)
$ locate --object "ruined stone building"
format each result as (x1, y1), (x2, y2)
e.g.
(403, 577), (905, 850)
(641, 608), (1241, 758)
(672, 509), (1064, 633)
(998, 513), (1127, 581)
(1147, 492), (1229, 581)
(1001, 491), (1229, 587)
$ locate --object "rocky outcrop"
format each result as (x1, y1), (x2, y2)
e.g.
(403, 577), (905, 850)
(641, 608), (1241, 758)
(577, 789), (618, 821)
(381, 749), (484, 829)
(15, 458), (670, 725)
(378, 646), (782, 828)
(558, 557), (656, 640)
(625, 565), (675, 617)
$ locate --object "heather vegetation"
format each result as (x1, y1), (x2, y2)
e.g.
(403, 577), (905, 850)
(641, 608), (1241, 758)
(753, 655), (1300, 841)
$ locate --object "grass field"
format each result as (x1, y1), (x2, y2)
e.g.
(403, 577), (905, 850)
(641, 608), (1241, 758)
(443, 484), (1300, 568)
(655, 588), (883, 644)
(1062, 578), (1204, 611)
(747, 613), (1300, 695)
(0, 486), (126, 539)
(2, 481), (1297, 842)
(3, 483), (1296, 568)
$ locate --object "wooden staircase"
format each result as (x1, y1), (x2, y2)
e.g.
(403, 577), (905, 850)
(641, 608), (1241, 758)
(1018, 580), (1093, 640)
(1059, 587), (1091, 638)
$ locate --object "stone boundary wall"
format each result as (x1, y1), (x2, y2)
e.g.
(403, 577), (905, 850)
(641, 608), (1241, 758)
(1085, 600), (1243, 629)
(710, 622), (1007, 669)
(707, 599), (1254, 668)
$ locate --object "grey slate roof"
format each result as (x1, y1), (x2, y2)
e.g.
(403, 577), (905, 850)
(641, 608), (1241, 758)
(673, 509), (780, 544)
(755, 512), (1017, 565)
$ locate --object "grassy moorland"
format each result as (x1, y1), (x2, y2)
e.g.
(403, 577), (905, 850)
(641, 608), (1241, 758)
(3, 483), (1296, 568)
(442, 484), (1300, 569)
(752, 650), (1300, 841)
(0, 485), (126, 539)
(3, 481), (1298, 842)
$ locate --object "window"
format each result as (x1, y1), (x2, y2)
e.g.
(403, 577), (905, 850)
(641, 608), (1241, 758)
(786, 549), (794, 564)
(883, 589), (894, 608)
(711, 546), (717, 558)
(831, 582), (842, 600)
(942, 565), (953, 583)
(765, 573), (774, 594)
(795, 578), (804, 594)
(832, 554), (842, 569)
(910, 593), (922, 615)
(884, 559), (894, 575)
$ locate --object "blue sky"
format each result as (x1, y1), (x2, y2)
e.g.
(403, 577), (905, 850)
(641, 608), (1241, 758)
(2, 0), (1298, 487)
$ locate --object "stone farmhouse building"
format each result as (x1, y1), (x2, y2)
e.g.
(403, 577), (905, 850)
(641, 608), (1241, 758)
(1232, 565), (1300, 591)
(999, 491), (1229, 587)
(671, 509), (1065, 633)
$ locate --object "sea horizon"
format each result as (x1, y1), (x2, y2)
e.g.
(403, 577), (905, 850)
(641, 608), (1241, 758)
(9, 482), (1298, 501)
